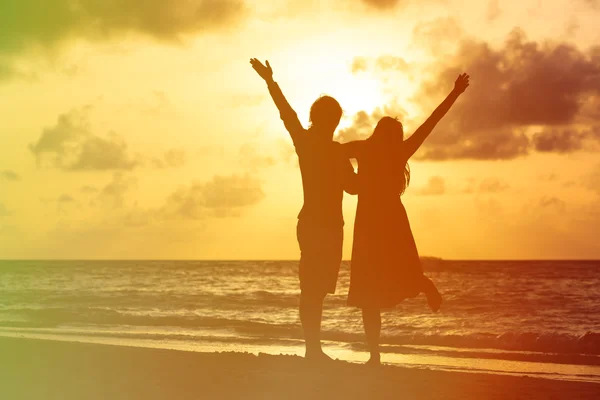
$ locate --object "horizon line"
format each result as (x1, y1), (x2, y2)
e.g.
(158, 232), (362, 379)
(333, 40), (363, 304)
(1, 258), (599, 262)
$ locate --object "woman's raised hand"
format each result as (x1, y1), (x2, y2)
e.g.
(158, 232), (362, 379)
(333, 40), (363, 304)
(453, 73), (470, 94)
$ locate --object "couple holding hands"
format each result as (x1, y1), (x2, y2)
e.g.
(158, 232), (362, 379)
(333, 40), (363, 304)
(250, 58), (469, 365)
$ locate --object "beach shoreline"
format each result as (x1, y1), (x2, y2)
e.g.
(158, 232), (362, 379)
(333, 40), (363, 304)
(1, 337), (598, 400)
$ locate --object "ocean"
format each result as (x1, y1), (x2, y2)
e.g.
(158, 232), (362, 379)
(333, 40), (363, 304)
(1, 260), (599, 382)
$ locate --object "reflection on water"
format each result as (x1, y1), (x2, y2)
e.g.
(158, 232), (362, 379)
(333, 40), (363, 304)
(1, 259), (600, 381)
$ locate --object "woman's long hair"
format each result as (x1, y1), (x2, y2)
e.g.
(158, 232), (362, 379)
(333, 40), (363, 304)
(368, 116), (411, 195)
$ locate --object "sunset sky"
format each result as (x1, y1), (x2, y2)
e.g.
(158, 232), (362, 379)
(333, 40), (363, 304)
(0, 0), (599, 259)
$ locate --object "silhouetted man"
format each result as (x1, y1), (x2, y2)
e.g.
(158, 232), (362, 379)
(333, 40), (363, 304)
(250, 58), (357, 361)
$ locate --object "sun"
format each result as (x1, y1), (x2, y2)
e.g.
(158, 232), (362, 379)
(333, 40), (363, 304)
(331, 73), (383, 116)
(271, 36), (386, 115)
(268, 31), (423, 136)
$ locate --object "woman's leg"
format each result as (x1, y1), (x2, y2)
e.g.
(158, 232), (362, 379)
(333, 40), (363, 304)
(422, 276), (442, 312)
(361, 306), (381, 364)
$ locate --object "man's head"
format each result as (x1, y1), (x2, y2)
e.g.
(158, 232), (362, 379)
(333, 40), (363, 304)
(308, 95), (343, 138)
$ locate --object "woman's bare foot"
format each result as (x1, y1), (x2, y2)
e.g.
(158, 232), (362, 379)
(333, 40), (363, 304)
(423, 277), (442, 312)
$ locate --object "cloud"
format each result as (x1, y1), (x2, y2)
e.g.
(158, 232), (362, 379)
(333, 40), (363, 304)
(239, 143), (276, 171)
(70, 133), (138, 171)
(412, 29), (600, 160)
(58, 194), (75, 203)
(538, 173), (559, 182)
(0, 58), (40, 83)
(337, 111), (373, 143)
(336, 104), (407, 143)
(415, 176), (445, 196)
(0, 224), (18, 238)
(161, 174), (264, 219)
(31, 109), (196, 171)
(538, 196), (567, 212)
(4, 169), (264, 258)
(80, 185), (98, 194)
(80, 172), (264, 241)
(0, 202), (11, 217)
(376, 55), (410, 72)
(486, 0), (501, 22)
(228, 94), (265, 108)
(56, 194), (76, 214)
(29, 109), (88, 161)
(464, 177), (510, 193)
(29, 108), (139, 171)
(532, 126), (600, 153)
(0, 62), (18, 82)
(347, 28), (600, 160)
(351, 58), (369, 74)
(152, 149), (187, 169)
(93, 173), (137, 209)
(276, 139), (297, 166)
(411, 17), (463, 56)
(479, 177), (510, 193)
(360, 0), (401, 9)
(1, 170), (20, 181)
(584, 163), (600, 196)
(352, 54), (412, 76)
(583, 0), (600, 9)
(0, 1), (246, 58)
(413, 130), (531, 161)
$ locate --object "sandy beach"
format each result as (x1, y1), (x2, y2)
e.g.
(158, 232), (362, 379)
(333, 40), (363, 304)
(1, 337), (598, 400)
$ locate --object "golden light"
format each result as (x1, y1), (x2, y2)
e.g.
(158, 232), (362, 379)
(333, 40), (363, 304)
(270, 34), (389, 118)
(332, 73), (383, 116)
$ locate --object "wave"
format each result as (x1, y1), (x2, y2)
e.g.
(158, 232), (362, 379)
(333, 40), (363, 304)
(2, 307), (600, 356)
(325, 331), (600, 356)
(0, 308), (285, 329)
(0, 290), (312, 311)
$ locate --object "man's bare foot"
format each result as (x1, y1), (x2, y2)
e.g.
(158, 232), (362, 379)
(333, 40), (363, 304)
(423, 277), (442, 312)
(305, 349), (334, 363)
(365, 353), (381, 367)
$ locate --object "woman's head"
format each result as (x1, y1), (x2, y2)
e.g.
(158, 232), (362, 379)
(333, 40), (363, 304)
(370, 116), (404, 145)
(370, 116), (410, 194)
(309, 95), (343, 136)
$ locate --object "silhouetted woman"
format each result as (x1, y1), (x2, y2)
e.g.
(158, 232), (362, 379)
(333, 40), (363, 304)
(341, 73), (470, 365)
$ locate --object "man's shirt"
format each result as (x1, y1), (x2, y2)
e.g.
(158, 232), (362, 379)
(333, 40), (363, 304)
(267, 80), (357, 227)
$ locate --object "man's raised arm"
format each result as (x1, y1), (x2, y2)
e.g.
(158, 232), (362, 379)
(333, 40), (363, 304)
(250, 58), (304, 144)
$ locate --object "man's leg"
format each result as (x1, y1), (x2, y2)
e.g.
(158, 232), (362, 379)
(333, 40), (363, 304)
(296, 220), (341, 361)
(299, 289), (331, 360)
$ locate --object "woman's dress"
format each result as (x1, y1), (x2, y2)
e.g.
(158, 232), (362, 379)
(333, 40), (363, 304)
(347, 142), (425, 309)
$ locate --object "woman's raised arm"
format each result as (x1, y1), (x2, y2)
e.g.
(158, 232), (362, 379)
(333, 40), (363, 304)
(403, 73), (470, 159)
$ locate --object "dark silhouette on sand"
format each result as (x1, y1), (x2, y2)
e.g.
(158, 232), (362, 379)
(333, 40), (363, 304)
(250, 58), (358, 361)
(341, 73), (470, 365)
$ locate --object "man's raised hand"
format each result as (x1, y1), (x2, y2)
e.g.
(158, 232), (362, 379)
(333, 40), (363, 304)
(250, 58), (273, 82)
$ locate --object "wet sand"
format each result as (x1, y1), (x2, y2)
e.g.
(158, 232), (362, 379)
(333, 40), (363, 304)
(1, 337), (598, 399)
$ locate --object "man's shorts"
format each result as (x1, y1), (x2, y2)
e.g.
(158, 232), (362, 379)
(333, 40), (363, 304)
(296, 219), (344, 295)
